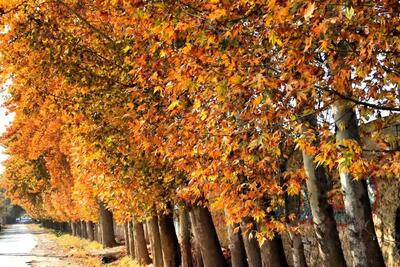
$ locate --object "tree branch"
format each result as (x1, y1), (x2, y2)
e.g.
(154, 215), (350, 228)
(0, 0), (27, 16)
(54, 0), (114, 44)
(318, 86), (400, 112)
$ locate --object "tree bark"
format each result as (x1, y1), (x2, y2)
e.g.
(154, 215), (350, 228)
(81, 221), (88, 239)
(76, 221), (82, 237)
(71, 222), (77, 236)
(93, 223), (100, 243)
(158, 212), (181, 267)
(134, 219), (151, 264)
(99, 201), (117, 248)
(128, 221), (135, 258)
(302, 116), (347, 267)
(87, 221), (95, 241)
(227, 223), (248, 267)
(124, 222), (130, 256)
(259, 235), (289, 267)
(190, 205), (227, 267)
(143, 221), (150, 245)
(179, 207), (193, 267)
(149, 215), (164, 267)
(334, 102), (385, 267)
(285, 194), (308, 267)
(289, 233), (308, 267)
(241, 217), (262, 267)
(191, 218), (204, 267)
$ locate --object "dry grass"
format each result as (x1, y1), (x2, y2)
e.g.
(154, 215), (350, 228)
(46, 228), (145, 267)
(114, 256), (145, 267)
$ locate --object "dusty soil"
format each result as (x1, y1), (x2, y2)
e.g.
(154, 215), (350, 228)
(27, 226), (84, 267)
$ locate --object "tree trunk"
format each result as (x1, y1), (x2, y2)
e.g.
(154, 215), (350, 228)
(93, 223), (100, 242)
(158, 212), (181, 267)
(87, 221), (95, 241)
(124, 222), (130, 256)
(134, 219), (151, 264)
(302, 115), (347, 267)
(290, 233), (308, 267)
(190, 205), (227, 267)
(149, 215), (164, 267)
(128, 221), (135, 258)
(334, 102), (385, 267)
(191, 220), (204, 267)
(81, 221), (88, 239)
(99, 201), (117, 248)
(180, 207), (193, 267)
(71, 222), (77, 236)
(143, 221), (150, 245)
(259, 235), (289, 267)
(76, 221), (82, 237)
(227, 223), (248, 267)
(285, 194), (308, 267)
(241, 217), (262, 267)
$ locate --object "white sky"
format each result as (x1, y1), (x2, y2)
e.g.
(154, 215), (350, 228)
(0, 89), (13, 174)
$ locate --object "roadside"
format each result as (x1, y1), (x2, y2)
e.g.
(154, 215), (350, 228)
(28, 224), (143, 267)
(28, 225), (85, 267)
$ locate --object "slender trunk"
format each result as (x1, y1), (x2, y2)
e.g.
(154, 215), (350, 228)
(227, 223), (248, 267)
(259, 235), (289, 267)
(81, 221), (88, 239)
(134, 219), (151, 264)
(87, 221), (95, 241)
(190, 205), (227, 267)
(93, 223), (100, 242)
(124, 222), (130, 256)
(180, 207), (193, 267)
(302, 115), (347, 267)
(143, 221), (150, 245)
(149, 215), (164, 267)
(128, 221), (135, 258)
(334, 102), (385, 267)
(158, 213), (181, 267)
(241, 217), (262, 267)
(290, 233), (308, 267)
(99, 201), (117, 248)
(76, 221), (82, 237)
(61, 222), (68, 233)
(71, 222), (77, 236)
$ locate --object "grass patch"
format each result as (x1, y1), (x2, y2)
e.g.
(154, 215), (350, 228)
(49, 232), (104, 267)
(33, 225), (145, 267)
(114, 256), (145, 267)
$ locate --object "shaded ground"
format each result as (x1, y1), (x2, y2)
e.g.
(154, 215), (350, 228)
(0, 224), (83, 267)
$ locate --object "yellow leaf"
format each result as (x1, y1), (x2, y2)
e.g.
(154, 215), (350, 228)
(193, 99), (201, 110)
(304, 2), (315, 21)
(160, 49), (168, 58)
(182, 43), (192, 54)
(229, 75), (241, 85)
(168, 100), (180, 110)
(253, 95), (263, 107)
(345, 6), (355, 20)
(200, 110), (208, 120)
(208, 9), (227, 20)
(154, 86), (164, 96)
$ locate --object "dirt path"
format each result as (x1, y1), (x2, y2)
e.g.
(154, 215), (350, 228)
(27, 225), (84, 267)
(0, 224), (84, 267)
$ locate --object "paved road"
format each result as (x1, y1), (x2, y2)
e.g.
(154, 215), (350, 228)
(0, 224), (36, 266)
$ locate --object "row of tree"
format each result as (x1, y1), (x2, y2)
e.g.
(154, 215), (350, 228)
(0, 0), (399, 267)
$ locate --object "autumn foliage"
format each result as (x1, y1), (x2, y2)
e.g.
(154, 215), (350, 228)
(0, 0), (399, 266)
